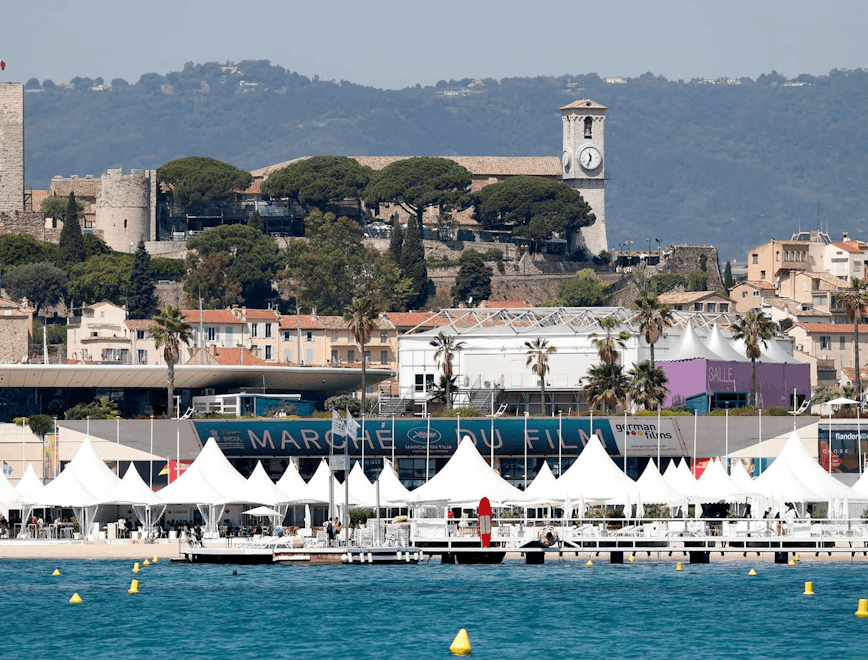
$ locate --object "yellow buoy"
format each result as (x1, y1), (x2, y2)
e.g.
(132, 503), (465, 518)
(794, 553), (801, 562)
(856, 599), (868, 618)
(803, 581), (814, 595)
(142, 559), (150, 566)
(675, 562), (683, 572)
(748, 568), (757, 576)
(628, 555), (636, 562)
(788, 559), (796, 567)
(585, 560), (594, 567)
(450, 629), (472, 656)
(52, 569), (61, 576)
(69, 592), (83, 605)
(152, 555), (159, 563)
(132, 562), (140, 573)
(128, 579), (139, 594)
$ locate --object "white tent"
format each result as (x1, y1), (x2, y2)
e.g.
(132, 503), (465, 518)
(663, 459), (698, 494)
(523, 461), (558, 501)
(852, 469), (868, 496)
(294, 459), (363, 506)
(373, 459), (413, 507)
(0, 469), (20, 504)
(704, 324), (748, 363)
(535, 435), (634, 503)
(411, 436), (524, 506)
(15, 464), (44, 501)
(104, 465), (167, 537)
(239, 461), (291, 507)
(729, 460), (756, 492)
(347, 461), (376, 506)
(628, 460), (682, 504)
(661, 320), (724, 362)
(157, 460), (229, 538)
(751, 459), (823, 502)
(187, 437), (250, 503)
(28, 465), (101, 540)
(689, 458), (748, 502)
(276, 461), (309, 501)
(753, 432), (864, 500)
(66, 437), (122, 501)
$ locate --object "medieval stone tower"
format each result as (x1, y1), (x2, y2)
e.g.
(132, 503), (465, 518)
(560, 99), (607, 256)
(0, 84), (24, 213)
(96, 168), (157, 251)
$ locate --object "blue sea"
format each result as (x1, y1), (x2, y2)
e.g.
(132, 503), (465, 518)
(2, 556), (867, 659)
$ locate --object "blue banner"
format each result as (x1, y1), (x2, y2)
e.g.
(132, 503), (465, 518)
(192, 418), (626, 457)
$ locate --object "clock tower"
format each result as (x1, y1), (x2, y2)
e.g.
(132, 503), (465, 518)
(560, 99), (607, 256)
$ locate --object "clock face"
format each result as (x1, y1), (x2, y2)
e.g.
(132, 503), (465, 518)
(578, 146), (602, 170)
(562, 149), (572, 173)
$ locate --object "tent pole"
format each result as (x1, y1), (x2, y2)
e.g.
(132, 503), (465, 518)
(523, 412), (529, 491)
(391, 414), (395, 467)
(858, 406), (863, 476)
(692, 410), (697, 477)
(725, 408), (729, 475)
(426, 414), (431, 482)
(149, 415), (154, 490)
(558, 411), (562, 476)
(623, 410), (627, 475)
(758, 407), (763, 476)
(491, 414), (496, 469)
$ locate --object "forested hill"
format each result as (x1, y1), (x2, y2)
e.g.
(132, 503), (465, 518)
(20, 63), (868, 260)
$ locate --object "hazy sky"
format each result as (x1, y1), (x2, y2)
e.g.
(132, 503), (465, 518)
(2, 0), (867, 88)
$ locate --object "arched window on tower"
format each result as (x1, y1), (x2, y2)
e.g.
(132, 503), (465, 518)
(124, 218), (128, 229)
(584, 117), (593, 139)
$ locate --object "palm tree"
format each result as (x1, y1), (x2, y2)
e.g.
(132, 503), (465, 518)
(633, 294), (674, 366)
(731, 309), (775, 407)
(150, 305), (193, 419)
(627, 362), (670, 411)
(584, 363), (627, 413)
(430, 331), (465, 411)
(838, 278), (868, 401)
(344, 296), (381, 414)
(524, 338), (557, 415)
(427, 374), (457, 408)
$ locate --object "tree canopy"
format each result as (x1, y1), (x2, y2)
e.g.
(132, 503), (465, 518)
(41, 194), (84, 225)
(68, 253), (133, 307)
(127, 240), (158, 319)
(57, 193), (86, 267)
(0, 234), (57, 267)
(157, 156), (253, 207)
(473, 176), (595, 242)
(185, 224), (281, 308)
(261, 156), (373, 214)
(4, 262), (68, 314)
(554, 269), (610, 306)
(451, 250), (493, 306)
(183, 252), (243, 309)
(363, 157), (471, 225)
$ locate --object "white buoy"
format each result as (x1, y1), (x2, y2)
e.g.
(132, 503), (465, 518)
(396, 551), (402, 561)
(367, 552), (373, 563)
(340, 554), (348, 563)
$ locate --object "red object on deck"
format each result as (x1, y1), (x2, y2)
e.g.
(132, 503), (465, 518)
(478, 496), (492, 548)
(1, 61), (6, 71)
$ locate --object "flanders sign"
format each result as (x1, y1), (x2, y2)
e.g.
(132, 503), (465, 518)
(192, 417), (683, 458)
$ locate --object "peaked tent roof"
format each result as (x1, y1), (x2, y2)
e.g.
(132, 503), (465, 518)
(628, 460), (682, 504)
(729, 460), (756, 491)
(157, 461), (229, 505)
(104, 465), (164, 505)
(752, 458), (823, 502)
(852, 469), (868, 496)
(15, 464), (44, 500)
(731, 337), (802, 365)
(188, 437), (251, 503)
(66, 437), (122, 500)
(661, 320), (723, 362)
(705, 324), (749, 362)
(276, 461), (309, 501)
(29, 465), (100, 507)
(374, 459), (413, 506)
(753, 432), (864, 500)
(663, 459), (698, 494)
(690, 458), (748, 502)
(0, 470), (20, 504)
(239, 461), (290, 506)
(411, 436), (524, 505)
(292, 459), (364, 506)
(524, 461), (558, 498)
(535, 435), (634, 503)
(347, 461), (377, 506)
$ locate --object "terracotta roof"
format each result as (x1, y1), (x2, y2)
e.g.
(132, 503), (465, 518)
(385, 312), (440, 329)
(481, 300), (530, 308)
(181, 309), (242, 324)
(124, 319), (157, 330)
(831, 242), (863, 254)
(658, 291), (733, 305)
(762, 298), (830, 316)
(743, 281), (776, 290)
(795, 323), (860, 334)
(252, 156), (562, 179)
(185, 347), (267, 366)
(799, 271), (850, 288)
(318, 315), (393, 330)
(842, 366), (868, 381)
(243, 309), (279, 320)
(560, 99), (608, 110)
(279, 315), (325, 330)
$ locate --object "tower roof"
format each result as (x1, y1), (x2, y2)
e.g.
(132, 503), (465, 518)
(560, 99), (607, 111)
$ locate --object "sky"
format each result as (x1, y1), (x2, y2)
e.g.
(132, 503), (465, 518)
(2, 0), (867, 89)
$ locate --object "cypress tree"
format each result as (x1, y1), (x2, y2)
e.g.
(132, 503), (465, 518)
(400, 216), (428, 309)
(57, 192), (86, 267)
(247, 209), (264, 232)
(724, 261), (734, 291)
(389, 220), (404, 266)
(127, 240), (158, 319)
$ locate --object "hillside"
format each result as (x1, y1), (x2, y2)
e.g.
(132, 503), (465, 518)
(20, 63), (868, 260)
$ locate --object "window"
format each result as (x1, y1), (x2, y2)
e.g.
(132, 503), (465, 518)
(820, 336), (831, 350)
(305, 332), (314, 342)
(752, 254), (758, 264)
(707, 303), (716, 312)
(742, 291), (747, 298)
(760, 270), (766, 279)
(719, 303), (729, 312)
(347, 350), (355, 363)
(265, 345), (273, 360)
(840, 336), (846, 350)
(225, 327), (233, 343)
(137, 350), (148, 365)
(136, 329), (146, 340)
(380, 331), (388, 344)
(776, 251), (780, 262)
(348, 331), (354, 342)
(206, 327), (217, 341)
(583, 116), (593, 139)
(803, 282), (810, 292)
(124, 218), (128, 229)
(284, 349), (292, 362)
(753, 290), (760, 297)
(265, 324), (272, 338)
(251, 323), (259, 338)
(364, 350), (370, 364)
(693, 303), (702, 311)
(415, 373), (434, 393)
(283, 331), (293, 341)
(813, 295), (827, 307)
(331, 349), (338, 363)
(331, 331), (338, 342)
(380, 350), (388, 365)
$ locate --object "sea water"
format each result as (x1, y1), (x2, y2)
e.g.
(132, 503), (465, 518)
(1, 557), (866, 659)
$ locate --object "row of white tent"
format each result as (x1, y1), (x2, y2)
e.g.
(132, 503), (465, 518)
(2, 431), (867, 537)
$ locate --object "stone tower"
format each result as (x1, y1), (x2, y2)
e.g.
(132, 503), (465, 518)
(0, 84), (24, 213)
(96, 169), (157, 252)
(560, 99), (607, 256)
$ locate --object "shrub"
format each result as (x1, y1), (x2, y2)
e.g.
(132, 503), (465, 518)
(433, 407), (483, 418)
(324, 395), (360, 415)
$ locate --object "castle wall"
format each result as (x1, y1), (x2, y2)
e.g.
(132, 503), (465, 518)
(96, 169), (155, 252)
(0, 84), (24, 213)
